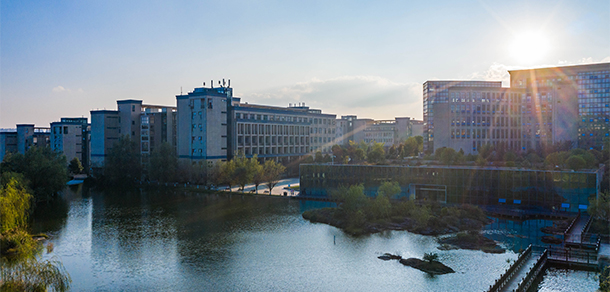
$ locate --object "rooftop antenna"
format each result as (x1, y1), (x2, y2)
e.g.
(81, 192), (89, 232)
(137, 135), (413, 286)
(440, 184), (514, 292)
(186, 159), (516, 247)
(211, 80), (213, 88)
(203, 82), (205, 87)
(223, 79), (226, 87)
(228, 79), (231, 88)
(181, 86), (183, 95)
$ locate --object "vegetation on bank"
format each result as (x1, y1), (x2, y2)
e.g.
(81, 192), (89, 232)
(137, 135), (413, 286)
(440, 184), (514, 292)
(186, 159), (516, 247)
(302, 182), (491, 236)
(437, 231), (505, 254)
(1, 147), (68, 202)
(378, 252), (455, 275)
(0, 176), (71, 291)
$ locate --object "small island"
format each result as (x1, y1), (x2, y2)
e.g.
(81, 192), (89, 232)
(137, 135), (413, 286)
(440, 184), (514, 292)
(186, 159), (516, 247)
(302, 183), (491, 237)
(378, 252), (455, 275)
(437, 231), (505, 254)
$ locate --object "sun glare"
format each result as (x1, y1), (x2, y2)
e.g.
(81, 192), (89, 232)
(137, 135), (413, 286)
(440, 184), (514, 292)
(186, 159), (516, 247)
(510, 32), (550, 64)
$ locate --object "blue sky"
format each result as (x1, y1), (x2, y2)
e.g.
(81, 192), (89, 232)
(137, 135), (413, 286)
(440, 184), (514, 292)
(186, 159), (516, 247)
(1, 0), (609, 127)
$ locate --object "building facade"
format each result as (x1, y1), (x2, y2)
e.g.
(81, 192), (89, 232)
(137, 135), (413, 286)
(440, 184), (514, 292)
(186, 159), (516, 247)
(335, 116), (423, 147)
(300, 164), (604, 212)
(50, 117), (90, 170)
(176, 85), (337, 166)
(424, 63), (610, 154)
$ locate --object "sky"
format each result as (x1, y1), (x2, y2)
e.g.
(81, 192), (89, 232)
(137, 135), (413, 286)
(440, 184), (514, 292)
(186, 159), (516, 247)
(1, 0), (609, 128)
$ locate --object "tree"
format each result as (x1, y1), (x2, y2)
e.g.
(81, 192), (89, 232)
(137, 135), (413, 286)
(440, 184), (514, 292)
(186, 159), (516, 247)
(251, 159), (265, 193)
(367, 142), (385, 164)
(566, 155), (586, 170)
(0, 175), (71, 291)
(588, 191), (610, 221)
(219, 159), (236, 190)
(263, 159), (286, 194)
(440, 148), (457, 165)
(423, 252), (439, 263)
(378, 181), (401, 198)
(369, 195), (391, 219)
(314, 151), (324, 163)
(68, 157), (84, 174)
(104, 136), (141, 185)
(332, 184), (367, 214)
(0, 176), (31, 234)
(149, 142), (178, 182)
(1, 146), (68, 201)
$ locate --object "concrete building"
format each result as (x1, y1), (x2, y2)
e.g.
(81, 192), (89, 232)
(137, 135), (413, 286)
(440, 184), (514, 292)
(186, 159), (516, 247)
(176, 85), (336, 166)
(0, 129), (18, 162)
(90, 100), (176, 172)
(0, 125), (50, 162)
(50, 117), (90, 171)
(90, 110), (120, 171)
(423, 63), (610, 154)
(335, 116), (423, 147)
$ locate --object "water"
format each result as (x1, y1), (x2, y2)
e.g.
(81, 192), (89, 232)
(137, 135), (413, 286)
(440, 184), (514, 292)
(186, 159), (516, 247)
(31, 186), (598, 291)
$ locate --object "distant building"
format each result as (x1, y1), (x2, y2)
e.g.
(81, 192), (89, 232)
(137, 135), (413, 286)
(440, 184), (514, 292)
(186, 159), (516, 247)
(176, 85), (336, 166)
(423, 63), (610, 154)
(50, 117), (90, 171)
(0, 124), (50, 162)
(300, 163), (604, 212)
(335, 116), (423, 147)
(90, 100), (176, 173)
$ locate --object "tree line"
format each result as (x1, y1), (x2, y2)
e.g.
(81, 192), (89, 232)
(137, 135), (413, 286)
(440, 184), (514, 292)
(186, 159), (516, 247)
(103, 136), (286, 192)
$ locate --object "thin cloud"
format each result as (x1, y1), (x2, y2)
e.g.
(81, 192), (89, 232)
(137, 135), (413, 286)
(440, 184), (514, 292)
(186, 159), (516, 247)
(52, 86), (84, 94)
(242, 76), (422, 120)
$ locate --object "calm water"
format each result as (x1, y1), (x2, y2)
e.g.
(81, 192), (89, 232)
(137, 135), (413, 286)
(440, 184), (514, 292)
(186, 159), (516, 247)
(31, 185), (599, 291)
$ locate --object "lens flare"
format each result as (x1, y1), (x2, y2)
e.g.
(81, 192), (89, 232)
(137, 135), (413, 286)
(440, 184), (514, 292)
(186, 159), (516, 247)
(510, 32), (550, 64)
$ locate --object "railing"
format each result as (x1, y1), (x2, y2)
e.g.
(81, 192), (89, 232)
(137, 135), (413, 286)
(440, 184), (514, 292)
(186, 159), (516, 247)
(563, 212), (581, 241)
(516, 249), (548, 292)
(487, 244), (532, 292)
(547, 246), (598, 265)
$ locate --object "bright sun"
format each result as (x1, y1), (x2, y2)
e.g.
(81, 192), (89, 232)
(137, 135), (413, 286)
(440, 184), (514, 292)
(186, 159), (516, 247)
(510, 32), (550, 64)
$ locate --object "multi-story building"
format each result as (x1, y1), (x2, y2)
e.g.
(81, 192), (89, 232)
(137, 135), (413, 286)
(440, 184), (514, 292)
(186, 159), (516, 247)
(90, 100), (176, 172)
(50, 117), (90, 170)
(90, 110), (120, 171)
(335, 116), (422, 147)
(424, 63), (610, 154)
(509, 63), (610, 149)
(0, 125), (50, 162)
(0, 129), (18, 161)
(176, 85), (336, 166)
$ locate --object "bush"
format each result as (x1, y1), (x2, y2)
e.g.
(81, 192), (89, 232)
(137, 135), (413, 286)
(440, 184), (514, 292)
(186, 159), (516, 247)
(423, 252), (439, 263)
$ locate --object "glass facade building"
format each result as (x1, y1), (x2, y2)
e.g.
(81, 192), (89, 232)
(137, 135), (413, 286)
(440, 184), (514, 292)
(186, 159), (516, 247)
(299, 164), (603, 212)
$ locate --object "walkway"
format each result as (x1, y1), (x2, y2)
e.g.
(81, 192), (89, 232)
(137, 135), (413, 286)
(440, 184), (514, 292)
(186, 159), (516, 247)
(565, 213), (590, 243)
(498, 255), (539, 292)
(219, 177), (300, 196)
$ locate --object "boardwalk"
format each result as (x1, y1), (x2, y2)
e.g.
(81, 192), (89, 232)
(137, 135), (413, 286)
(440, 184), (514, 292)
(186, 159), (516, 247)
(498, 255), (539, 292)
(564, 213), (590, 243)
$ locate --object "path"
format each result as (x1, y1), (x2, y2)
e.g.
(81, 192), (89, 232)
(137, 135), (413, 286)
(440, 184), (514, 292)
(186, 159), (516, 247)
(565, 214), (590, 243)
(217, 177), (300, 196)
(498, 255), (539, 292)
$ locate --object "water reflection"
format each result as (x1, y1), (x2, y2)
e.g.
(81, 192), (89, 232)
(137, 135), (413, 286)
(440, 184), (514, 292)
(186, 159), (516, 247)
(34, 187), (597, 291)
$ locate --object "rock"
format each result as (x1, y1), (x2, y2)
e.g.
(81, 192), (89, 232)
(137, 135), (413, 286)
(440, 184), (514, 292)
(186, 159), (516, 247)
(437, 243), (459, 251)
(399, 258), (455, 275)
(378, 253), (402, 261)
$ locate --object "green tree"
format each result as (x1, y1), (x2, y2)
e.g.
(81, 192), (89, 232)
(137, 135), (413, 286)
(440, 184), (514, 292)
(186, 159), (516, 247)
(68, 157), (84, 174)
(545, 151), (569, 168)
(104, 136), (142, 185)
(251, 159), (265, 193)
(331, 184), (367, 214)
(263, 159), (286, 194)
(369, 195), (391, 219)
(314, 151), (324, 163)
(1, 147), (68, 201)
(367, 142), (385, 164)
(0, 176), (71, 291)
(588, 191), (610, 221)
(440, 148), (457, 165)
(566, 155), (586, 170)
(423, 252), (439, 263)
(378, 181), (401, 198)
(0, 176), (31, 234)
(219, 159), (236, 190)
(149, 142), (178, 183)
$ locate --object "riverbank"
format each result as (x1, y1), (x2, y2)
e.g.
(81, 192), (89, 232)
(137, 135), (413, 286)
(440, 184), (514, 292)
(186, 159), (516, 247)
(302, 202), (491, 236)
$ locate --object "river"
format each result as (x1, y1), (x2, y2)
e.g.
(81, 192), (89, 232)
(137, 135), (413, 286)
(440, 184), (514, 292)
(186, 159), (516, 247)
(31, 185), (599, 291)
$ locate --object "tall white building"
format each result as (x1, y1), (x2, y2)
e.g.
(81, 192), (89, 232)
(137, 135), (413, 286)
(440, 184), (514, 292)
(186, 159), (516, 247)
(50, 117), (90, 170)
